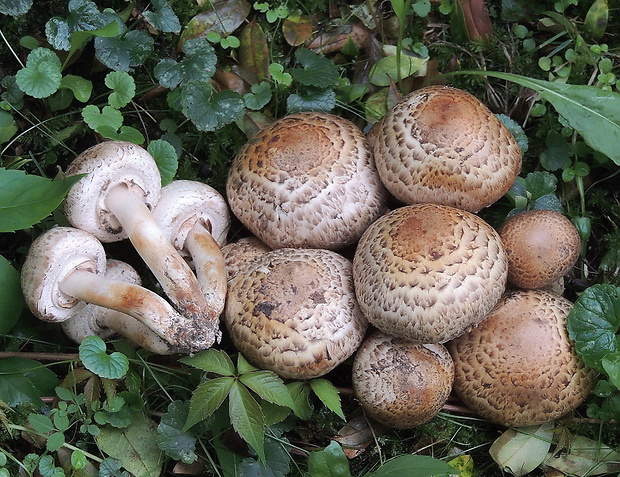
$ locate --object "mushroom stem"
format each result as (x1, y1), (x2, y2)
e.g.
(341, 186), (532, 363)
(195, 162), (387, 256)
(58, 268), (186, 345)
(104, 183), (210, 323)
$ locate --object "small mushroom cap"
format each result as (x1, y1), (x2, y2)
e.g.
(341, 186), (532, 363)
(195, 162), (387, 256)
(221, 236), (271, 280)
(370, 86), (522, 212)
(353, 203), (507, 343)
(152, 180), (231, 250)
(226, 112), (389, 250)
(448, 289), (596, 427)
(64, 141), (161, 242)
(352, 331), (454, 429)
(21, 227), (107, 322)
(224, 247), (368, 379)
(498, 209), (581, 289)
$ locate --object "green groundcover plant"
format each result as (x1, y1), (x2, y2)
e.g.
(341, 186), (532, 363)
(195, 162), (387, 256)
(1, 0), (620, 475)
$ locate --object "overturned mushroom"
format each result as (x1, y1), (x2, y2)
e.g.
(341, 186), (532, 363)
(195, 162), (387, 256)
(226, 111), (389, 250)
(370, 85), (522, 212)
(448, 289), (596, 427)
(63, 141), (216, 350)
(224, 247), (368, 379)
(353, 203), (507, 343)
(61, 260), (174, 354)
(353, 331), (454, 429)
(20, 227), (196, 353)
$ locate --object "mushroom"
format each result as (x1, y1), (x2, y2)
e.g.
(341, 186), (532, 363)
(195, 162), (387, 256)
(352, 331), (454, 429)
(221, 236), (271, 280)
(61, 260), (174, 354)
(448, 289), (596, 427)
(226, 111), (389, 250)
(353, 203), (508, 343)
(370, 85), (522, 213)
(152, 180), (231, 336)
(224, 247), (368, 379)
(497, 209), (581, 289)
(63, 141), (215, 349)
(20, 227), (197, 353)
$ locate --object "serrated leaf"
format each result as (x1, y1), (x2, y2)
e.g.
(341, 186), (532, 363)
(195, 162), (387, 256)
(567, 284), (620, 372)
(28, 414), (55, 434)
(229, 380), (265, 462)
(308, 441), (351, 477)
(142, 0), (181, 33)
(95, 412), (163, 477)
(310, 379), (345, 420)
(95, 30), (154, 72)
(147, 139), (178, 186)
(15, 48), (62, 98)
(79, 336), (129, 380)
(82, 104), (123, 131)
(156, 401), (198, 464)
(287, 89), (336, 114)
(0, 255), (24, 333)
(0, 358), (59, 406)
(543, 435), (620, 476)
(180, 348), (236, 375)
(287, 381), (312, 420)
(46, 431), (66, 452)
(489, 422), (554, 476)
(290, 48), (339, 88)
(0, 0), (32, 16)
(182, 85), (246, 132)
(240, 371), (295, 409)
(185, 377), (234, 430)
(0, 169), (83, 232)
(59, 74), (92, 102)
(105, 71), (135, 108)
(367, 454), (460, 477)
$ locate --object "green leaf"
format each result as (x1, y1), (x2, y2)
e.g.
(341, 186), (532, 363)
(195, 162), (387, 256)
(602, 352), (620, 390)
(95, 30), (154, 72)
(367, 454), (460, 477)
(237, 353), (258, 374)
(287, 381), (313, 420)
(67, 19), (122, 58)
(59, 74), (92, 102)
(182, 85), (246, 132)
(287, 89), (336, 114)
(38, 455), (64, 477)
(142, 0), (181, 33)
(185, 376), (234, 430)
(243, 81), (272, 110)
(239, 371), (295, 409)
(147, 139), (178, 186)
(0, 169), (83, 232)
(95, 412), (163, 477)
(105, 71), (135, 108)
(269, 63), (292, 86)
(368, 54), (427, 87)
(489, 422), (554, 477)
(156, 401), (198, 464)
(238, 437), (292, 476)
(0, 110), (18, 144)
(229, 380), (266, 462)
(79, 336), (129, 380)
(15, 48), (62, 98)
(0, 358), (59, 406)
(456, 71), (620, 165)
(0, 0), (32, 16)
(98, 125), (145, 145)
(308, 441), (351, 477)
(310, 379), (345, 420)
(567, 284), (620, 372)
(28, 414), (55, 434)
(497, 113), (528, 155)
(154, 38), (217, 89)
(0, 255), (24, 333)
(180, 348), (236, 375)
(46, 431), (66, 452)
(82, 104), (123, 132)
(290, 48), (339, 88)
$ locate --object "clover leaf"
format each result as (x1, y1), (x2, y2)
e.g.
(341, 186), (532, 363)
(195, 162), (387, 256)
(15, 48), (62, 98)
(79, 336), (129, 380)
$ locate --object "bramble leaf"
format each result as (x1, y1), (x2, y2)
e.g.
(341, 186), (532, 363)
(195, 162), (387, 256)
(105, 71), (135, 108)
(15, 48), (62, 98)
(79, 336), (129, 380)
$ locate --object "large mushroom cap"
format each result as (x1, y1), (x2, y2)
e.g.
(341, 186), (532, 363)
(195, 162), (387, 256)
(353, 203), (507, 343)
(370, 85), (522, 212)
(226, 111), (389, 250)
(224, 247), (368, 379)
(448, 289), (596, 427)
(498, 209), (581, 289)
(64, 141), (161, 242)
(352, 331), (454, 429)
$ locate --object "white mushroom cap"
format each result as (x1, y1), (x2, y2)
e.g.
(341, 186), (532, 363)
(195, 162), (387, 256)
(353, 203), (508, 343)
(370, 85), (522, 213)
(352, 331), (454, 429)
(226, 111), (390, 250)
(224, 247), (368, 379)
(498, 209), (581, 289)
(448, 289), (596, 427)
(221, 236), (271, 280)
(61, 260), (175, 354)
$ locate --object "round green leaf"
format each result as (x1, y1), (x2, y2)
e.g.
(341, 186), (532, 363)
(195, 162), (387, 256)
(79, 336), (129, 379)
